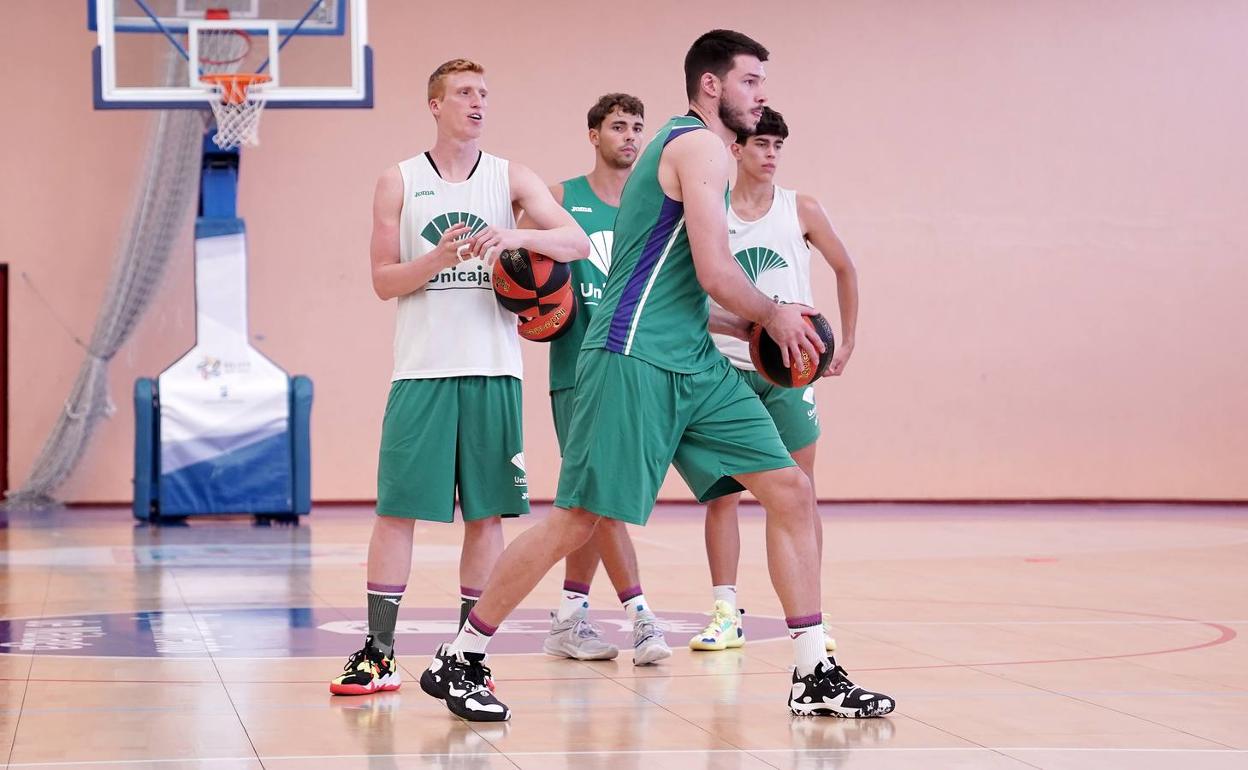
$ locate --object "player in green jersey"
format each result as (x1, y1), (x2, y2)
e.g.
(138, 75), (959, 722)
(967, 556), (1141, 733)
(420, 31), (895, 722)
(524, 93), (672, 666)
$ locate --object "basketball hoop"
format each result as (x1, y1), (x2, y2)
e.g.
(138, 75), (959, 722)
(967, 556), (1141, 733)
(203, 73), (271, 149)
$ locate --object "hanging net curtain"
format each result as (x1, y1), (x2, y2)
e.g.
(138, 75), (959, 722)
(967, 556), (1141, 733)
(4, 51), (208, 509)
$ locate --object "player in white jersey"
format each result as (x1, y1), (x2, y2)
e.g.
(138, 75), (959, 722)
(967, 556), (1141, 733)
(691, 107), (860, 652)
(330, 59), (589, 696)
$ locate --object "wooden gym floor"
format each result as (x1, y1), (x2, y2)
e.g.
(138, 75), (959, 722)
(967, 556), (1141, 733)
(0, 502), (1245, 769)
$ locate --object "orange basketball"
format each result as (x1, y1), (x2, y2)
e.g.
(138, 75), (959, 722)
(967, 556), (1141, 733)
(748, 313), (836, 387)
(492, 248), (570, 316)
(518, 282), (577, 342)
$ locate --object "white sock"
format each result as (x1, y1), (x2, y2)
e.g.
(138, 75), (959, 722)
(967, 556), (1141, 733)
(789, 617), (829, 677)
(449, 617), (493, 656)
(621, 592), (649, 621)
(712, 585), (737, 609)
(557, 589), (589, 622)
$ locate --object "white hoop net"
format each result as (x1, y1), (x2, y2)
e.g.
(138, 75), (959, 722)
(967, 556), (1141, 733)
(199, 28), (251, 73)
(193, 19), (268, 150)
(206, 75), (270, 149)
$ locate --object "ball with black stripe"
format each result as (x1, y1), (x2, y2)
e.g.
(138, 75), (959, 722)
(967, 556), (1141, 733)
(492, 248), (577, 342)
(748, 311), (836, 387)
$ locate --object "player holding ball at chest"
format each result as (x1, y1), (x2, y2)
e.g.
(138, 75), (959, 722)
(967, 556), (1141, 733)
(330, 58), (588, 697)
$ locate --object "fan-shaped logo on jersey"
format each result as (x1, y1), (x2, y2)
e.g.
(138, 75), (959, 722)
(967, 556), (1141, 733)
(421, 212), (489, 245)
(734, 247), (789, 284)
(587, 230), (613, 277)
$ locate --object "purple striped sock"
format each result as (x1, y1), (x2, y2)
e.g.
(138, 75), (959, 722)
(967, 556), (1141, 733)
(786, 613), (823, 630)
(563, 580), (592, 595)
(465, 610), (497, 637)
(367, 581), (407, 594)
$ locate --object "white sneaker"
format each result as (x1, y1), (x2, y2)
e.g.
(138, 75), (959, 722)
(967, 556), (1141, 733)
(632, 611), (672, 666)
(543, 610), (619, 661)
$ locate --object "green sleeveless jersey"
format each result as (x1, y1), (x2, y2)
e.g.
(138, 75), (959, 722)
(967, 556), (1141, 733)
(549, 176), (617, 391)
(581, 115), (722, 373)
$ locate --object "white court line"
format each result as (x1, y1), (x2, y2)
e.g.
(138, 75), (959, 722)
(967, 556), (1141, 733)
(7, 747), (1248, 767)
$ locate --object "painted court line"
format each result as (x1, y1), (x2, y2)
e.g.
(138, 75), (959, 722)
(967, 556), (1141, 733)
(7, 747), (1248, 767)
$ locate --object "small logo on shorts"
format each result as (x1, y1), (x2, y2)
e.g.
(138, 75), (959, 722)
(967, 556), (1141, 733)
(803, 387), (818, 423)
(511, 453), (528, 489)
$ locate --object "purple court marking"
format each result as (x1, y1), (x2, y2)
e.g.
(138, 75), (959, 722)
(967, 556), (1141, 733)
(0, 607), (790, 658)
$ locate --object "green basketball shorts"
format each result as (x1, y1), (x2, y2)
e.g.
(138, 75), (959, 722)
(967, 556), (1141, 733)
(376, 376), (529, 522)
(737, 368), (822, 453)
(550, 387), (575, 455)
(554, 350), (795, 524)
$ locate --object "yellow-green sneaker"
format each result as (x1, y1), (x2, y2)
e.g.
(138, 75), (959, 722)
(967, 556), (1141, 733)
(688, 600), (745, 651)
(330, 635), (400, 695)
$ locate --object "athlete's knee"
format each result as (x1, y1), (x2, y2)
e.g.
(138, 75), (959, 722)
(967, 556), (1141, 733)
(463, 516), (502, 534)
(594, 516), (627, 537)
(706, 493), (742, 518)
(757, 466), (814, 514)
(373, 515), (416, 535)
(550, 506), (600, 547)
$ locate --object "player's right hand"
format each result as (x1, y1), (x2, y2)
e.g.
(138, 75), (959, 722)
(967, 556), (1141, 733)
(763, 302), (825, 370)
(433, 223), (474, 266)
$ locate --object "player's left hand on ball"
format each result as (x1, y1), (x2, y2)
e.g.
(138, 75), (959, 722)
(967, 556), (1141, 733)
(825, 342), (853, 377)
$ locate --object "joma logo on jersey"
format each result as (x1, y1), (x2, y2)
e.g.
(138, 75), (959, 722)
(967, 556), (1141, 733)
(571, 205), (593, 213)
(413, 190), (436, 198)
(734, 246), (789, 284)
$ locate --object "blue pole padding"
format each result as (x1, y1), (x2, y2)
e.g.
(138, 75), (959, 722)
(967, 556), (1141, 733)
(200, 134), (240, 220)
(290, 375), (314, 515)
(133, 378), (158, 520)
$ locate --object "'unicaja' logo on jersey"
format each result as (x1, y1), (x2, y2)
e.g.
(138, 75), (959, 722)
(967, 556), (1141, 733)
(420, 212), (489, 246)
(734, 246), (789, 284)
(423, 213), (492, 287)
(587, 230), (613, 277)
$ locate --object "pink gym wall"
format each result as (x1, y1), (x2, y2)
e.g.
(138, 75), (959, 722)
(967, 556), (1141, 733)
(4, 1), (1247, 504)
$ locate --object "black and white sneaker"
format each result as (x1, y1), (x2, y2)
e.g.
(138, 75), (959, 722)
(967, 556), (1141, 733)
(419, 643), (511, 722)
(789, 659), (895, 718)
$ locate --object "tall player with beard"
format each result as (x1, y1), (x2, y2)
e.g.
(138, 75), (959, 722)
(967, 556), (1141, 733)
(418, 33), (895, 722)
(690, 107), (859, 653)
(330, 59), (588, 696)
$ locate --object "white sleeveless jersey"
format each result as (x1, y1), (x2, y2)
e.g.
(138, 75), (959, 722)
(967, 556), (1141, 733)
(711, 186), (814, 370)
(392, 151), (522, 380)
